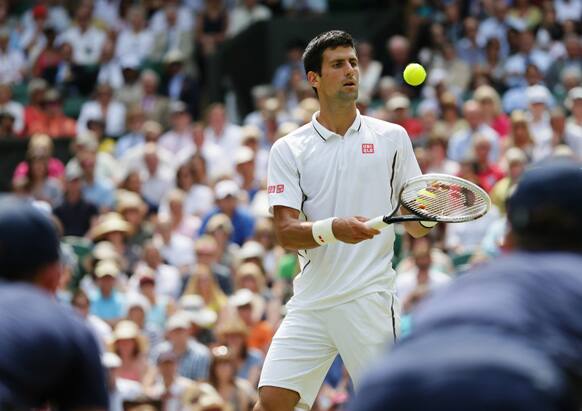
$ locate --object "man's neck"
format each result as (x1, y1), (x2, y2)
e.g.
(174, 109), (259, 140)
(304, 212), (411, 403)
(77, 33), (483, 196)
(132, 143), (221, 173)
(317, 102), (357, 137)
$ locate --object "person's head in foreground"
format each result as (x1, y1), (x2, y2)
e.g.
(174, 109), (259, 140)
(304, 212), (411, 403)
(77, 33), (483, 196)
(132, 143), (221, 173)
(506, 158), (582, 252)
(0, 198), (61, 293)
(303, 30), (358, 102)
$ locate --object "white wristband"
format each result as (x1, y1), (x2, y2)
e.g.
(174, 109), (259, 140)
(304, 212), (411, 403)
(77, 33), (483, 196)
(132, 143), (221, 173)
(312, 217), (338, 246)
(419, 220), (438, 228)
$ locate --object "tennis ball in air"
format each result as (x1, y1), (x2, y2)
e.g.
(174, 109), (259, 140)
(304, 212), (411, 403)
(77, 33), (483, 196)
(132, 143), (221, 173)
(403, 63), (427, 86)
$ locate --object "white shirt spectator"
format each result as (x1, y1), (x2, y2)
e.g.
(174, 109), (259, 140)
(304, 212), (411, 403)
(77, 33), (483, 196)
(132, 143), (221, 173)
(204, 124), (243, 159)
(503, 49), (552, 77)
(359, 60), (383, 99)
(0, 100), (24, 134)
(527, 113), (554, 161)
(120, 145), (176, 177)
(77, 100), (127, 137)
(176, 142), (233, 182)
(0, 47), (26, 84)
(116, 28), (154, 64)
(141, 167), (175, 207)
(150, 6), (193, 33)
(565, 119), (582, 159)
(445, 205), (501, 255)
(447, 124), (501, 162)
(554, 0), (582, 23)
(156, 232), (196, 269)
(227, 4), (272, 37)
(159, 130), (195, 155)
(58, 26), (107, 65)
(158, 184), (215, 218)
(97, 60), (124, 89)
(87, 314), (113, 352)
(396, 268), (451, 303)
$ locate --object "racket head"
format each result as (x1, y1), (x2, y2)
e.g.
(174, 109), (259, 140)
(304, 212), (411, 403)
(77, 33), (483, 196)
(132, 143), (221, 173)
(399, 174), (491, 223)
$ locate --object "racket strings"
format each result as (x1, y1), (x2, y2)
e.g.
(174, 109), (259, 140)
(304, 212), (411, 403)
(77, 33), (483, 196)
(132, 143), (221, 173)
(401, 181), (489, 222)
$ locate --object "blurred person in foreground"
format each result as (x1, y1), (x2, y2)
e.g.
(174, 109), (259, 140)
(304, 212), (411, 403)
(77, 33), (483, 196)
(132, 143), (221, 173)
(0, 199), (108, 409)
(353, 158), (582, 411)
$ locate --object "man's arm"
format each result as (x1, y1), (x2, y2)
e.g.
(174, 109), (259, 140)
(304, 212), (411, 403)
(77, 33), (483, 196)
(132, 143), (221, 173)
(273, 206), (380, 250)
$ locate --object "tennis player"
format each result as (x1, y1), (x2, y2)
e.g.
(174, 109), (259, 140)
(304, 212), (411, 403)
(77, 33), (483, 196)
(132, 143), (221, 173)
(255, 30), (434, 411)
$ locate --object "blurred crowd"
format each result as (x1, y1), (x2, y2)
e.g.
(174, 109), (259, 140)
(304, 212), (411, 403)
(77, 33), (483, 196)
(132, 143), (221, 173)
(0, 0), (581, 410)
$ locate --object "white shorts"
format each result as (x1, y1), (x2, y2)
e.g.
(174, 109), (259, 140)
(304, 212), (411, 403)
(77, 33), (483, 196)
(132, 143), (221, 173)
(258, 292), (399, 409)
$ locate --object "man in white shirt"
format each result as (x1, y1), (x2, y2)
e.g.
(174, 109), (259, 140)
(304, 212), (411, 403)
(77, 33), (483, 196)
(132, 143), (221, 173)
(255, 30), (434, 411)
(227, 0), (272, 37)
(115, 5), (154, 64)
(58, 6), (106, 66)
(0, 30), (26, 84)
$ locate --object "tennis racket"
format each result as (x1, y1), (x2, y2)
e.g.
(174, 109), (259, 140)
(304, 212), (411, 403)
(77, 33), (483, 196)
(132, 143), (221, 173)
(365, 173), (491, 230)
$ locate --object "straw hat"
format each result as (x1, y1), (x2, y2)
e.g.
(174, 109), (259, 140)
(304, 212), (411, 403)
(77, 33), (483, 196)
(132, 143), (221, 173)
(109, 320), (148, 354)
(215, 316), (249, 339)
(89, 213), (132, 241)
(206, 213), (233, 234)
(116, 190), (147, 215)
(94, 259), (120, 278)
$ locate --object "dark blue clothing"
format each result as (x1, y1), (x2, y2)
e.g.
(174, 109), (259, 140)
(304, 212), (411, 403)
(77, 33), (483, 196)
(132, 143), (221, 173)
(198, 207), (255, 246)
(0, 282), (108, 409)
(352, 252), (582, 411)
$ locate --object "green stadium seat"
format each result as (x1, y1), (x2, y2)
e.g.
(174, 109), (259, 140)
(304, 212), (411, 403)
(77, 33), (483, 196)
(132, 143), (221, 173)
(11, 82), (29, 104)
(63, 96), (87, 119)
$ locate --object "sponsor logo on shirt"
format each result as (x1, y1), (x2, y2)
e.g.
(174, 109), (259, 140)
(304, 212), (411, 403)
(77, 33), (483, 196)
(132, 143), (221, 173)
(268, 184), (285, 193)
(362, 143), (375, 154)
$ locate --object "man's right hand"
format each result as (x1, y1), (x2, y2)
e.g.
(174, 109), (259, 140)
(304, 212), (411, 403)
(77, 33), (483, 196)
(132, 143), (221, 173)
(332, 217), (381, 244)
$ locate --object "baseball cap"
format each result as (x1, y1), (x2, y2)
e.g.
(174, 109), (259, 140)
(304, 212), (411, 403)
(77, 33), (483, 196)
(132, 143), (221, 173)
(94, 260), (120, 278)
(170, 101), (188, 115)
(507, 159), (582, 249)
(565, 87), (582, 111)
(229, 288), (254, 308)
(0, 198), (61, 281)
(214, 180), (239, 200)
(386, 95), (410, 111)
(526, 85), (550, 105)
(166, 312), (191, 332)
(238, 240), (264, 261)
(235, 146), (255, 165)
(65, 162), (83, 181)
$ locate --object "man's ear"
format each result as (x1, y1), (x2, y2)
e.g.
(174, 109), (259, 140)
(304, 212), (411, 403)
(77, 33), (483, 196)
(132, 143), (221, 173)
(307, 71), (319, 91)
(34, 261), (62, 294)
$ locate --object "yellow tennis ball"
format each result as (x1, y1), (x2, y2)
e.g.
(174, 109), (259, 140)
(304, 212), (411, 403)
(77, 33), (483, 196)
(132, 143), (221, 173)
(403, 63), (427, 86)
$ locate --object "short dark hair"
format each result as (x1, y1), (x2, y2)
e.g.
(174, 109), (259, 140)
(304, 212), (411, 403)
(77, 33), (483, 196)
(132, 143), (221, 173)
(303, 30), (355, 76)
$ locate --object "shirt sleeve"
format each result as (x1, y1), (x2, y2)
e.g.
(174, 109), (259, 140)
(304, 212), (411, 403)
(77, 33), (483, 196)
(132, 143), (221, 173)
(267, 140), (303, 213)
(394, 127), (422, 197)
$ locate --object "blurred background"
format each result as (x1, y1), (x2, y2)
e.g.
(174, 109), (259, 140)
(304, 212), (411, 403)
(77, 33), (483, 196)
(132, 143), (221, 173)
(0, 0), (580, 410)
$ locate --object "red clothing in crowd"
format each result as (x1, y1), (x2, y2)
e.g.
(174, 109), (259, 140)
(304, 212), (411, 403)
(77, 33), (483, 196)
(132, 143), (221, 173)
(27, 114), (76, 138)
(394, 118), (424, 140)
(13, 157), (65, 181)
(490, 114), (511, 139)
(477, 164), (505, 192)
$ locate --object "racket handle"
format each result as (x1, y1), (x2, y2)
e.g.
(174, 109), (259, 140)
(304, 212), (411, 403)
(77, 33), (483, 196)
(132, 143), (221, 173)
(366, 216), (389, 230)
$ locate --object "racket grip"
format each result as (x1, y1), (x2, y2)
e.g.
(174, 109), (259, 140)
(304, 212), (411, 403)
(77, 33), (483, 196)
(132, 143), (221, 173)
(366, 216), (389, 230)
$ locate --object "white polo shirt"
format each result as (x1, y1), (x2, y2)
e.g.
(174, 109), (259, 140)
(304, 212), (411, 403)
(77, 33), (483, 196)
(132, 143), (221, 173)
(268, 110), (421, 310)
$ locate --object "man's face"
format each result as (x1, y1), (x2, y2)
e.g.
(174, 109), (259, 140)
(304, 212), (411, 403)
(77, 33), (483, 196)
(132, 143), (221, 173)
(311, 46), (359, 102)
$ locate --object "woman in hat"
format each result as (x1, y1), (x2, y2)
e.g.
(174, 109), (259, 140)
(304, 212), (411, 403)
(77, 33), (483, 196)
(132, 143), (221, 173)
(208, 345), (254, 411)
(18, 142), (64, 207)
(184, 263), (228, 314)
(109, 320), (150, 382)
(12, 133), (65, 182)
(215, 316), (263, 389)
(162, 188), (201, 239)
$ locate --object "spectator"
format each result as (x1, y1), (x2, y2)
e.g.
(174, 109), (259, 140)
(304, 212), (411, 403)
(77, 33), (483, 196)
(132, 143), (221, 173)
(153, 214), (196, 275)
(27, 88), (76, 138)
(425, 134), (460, 175)
(184, 263), (228, 313)
(272, 40), (306, 94)
(138, 70), (171, 127)
(13, 133), (65, 180)
(194, 235), (233, 295)
(0, 111), (17, 138)
(138, 269), (175, 333)
(385, 94), (422, 140)
(102, 352), (146, 411)
(235, 146), (261, 202)
(140, 143), (175, 208)
(167, 161), (215, 218)
(159, 101), (194, 155)
(447, 100), (500, 163)
(227, 0), (272, 38)
(230, 285), (274, 355)
(199, 180), (256, 246)
(525, 84), (554, 161)
(135, 241), (182, 300)
(153, 313), (211, 381)
(160, 50), (199, 119)
(117, 190), (152, 250)
(58, 4), (106, 66)
(0, 28), (26, 84)
(96, 39), (124, 90)
(19, 144), (63, 207)
(455, 17), (485, 67)
(109, 320), (150, 382)
(490, 147), (528, 214)
(208, 345), (254, 411)
(215, 315), (263, 388)
(152, 8), (193, 63)
(115, 5), (153, 65)
(0, 83), (24, 134)
(145, 347), (218, 410)
(77, 84), (127, 137)
(115, 106), (146, 158)
(396, 241), (451, 305)
(473, 85), (510, 139)
(204, 103), (243, 159)
(53, 162), (99, 236)
(508, 0), (542, 30)
(382, 35), (410, 80)
(23, 78), (48, 136)
(160, 188), (201, 239)
(150, 1), (194, 34)
(564, 87), (582, 159)
(89, 259), (127, 325)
